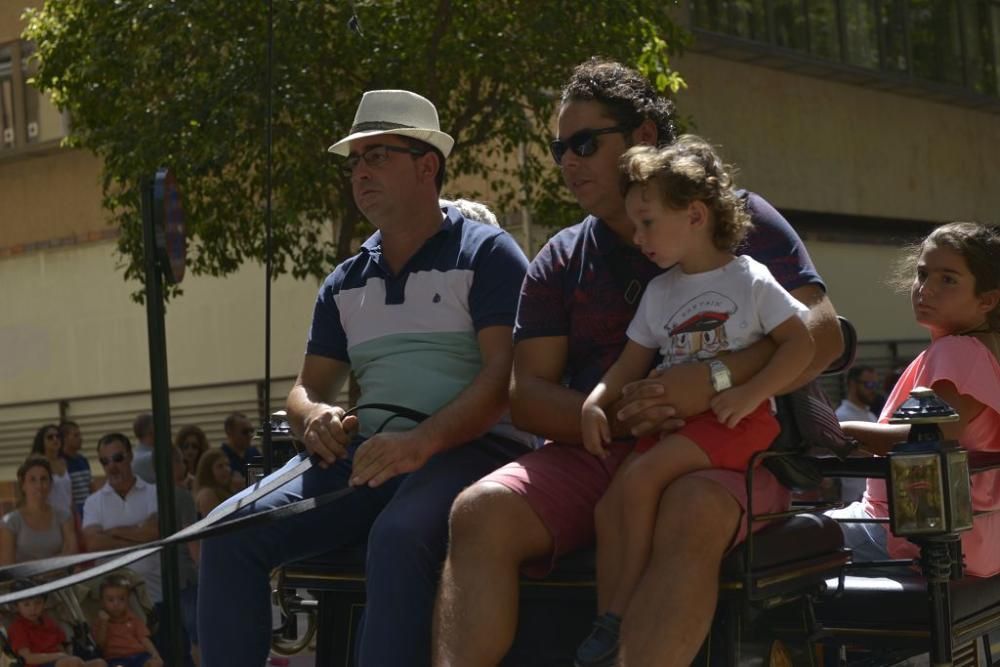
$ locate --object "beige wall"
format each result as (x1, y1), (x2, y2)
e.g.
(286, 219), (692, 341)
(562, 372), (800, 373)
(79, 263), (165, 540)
(0, 0), (35, 43)
(806, 240), (926, 342)
(0, 239), (320, 406)
(675, 52), (1000, 224)
(1, 149), (106, 247)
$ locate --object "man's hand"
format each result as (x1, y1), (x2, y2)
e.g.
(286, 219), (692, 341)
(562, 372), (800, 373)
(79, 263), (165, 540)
(581, 403), (611, 459)
(616, 362), (712, 437)
(302, 405), (359, 467)
(709, 385), (762, 428)
(350, 430), (430, 488)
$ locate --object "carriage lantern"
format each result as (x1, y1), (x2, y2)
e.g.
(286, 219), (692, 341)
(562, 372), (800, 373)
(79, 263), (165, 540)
(886, 387), (973, 537)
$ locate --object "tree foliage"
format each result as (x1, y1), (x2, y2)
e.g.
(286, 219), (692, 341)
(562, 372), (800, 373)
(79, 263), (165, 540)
(24, 1), (688, 299)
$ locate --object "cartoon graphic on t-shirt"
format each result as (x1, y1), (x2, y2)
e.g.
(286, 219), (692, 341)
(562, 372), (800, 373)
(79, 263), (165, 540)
(663, 292), (738, 364)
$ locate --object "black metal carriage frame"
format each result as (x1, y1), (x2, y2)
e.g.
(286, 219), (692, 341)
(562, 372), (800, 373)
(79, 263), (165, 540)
(274, 319), (1000, 666)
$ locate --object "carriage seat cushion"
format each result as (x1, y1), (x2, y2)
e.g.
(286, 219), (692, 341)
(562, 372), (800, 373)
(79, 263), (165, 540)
(720, 513), (845, 578)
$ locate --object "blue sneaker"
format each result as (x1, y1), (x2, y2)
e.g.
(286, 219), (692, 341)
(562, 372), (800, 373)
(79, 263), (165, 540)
(575, 612), (622, 667)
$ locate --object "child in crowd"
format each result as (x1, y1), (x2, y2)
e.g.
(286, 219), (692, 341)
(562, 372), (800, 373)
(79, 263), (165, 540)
(7, 581), (106, 666)
(834, 222), (1000, 577)
(576, 136), (815, 666)
(91, 577), (162, 667)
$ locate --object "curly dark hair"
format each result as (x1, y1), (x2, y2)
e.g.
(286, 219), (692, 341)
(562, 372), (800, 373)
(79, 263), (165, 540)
(30, 424), (61, 457)
(561, 58), (677, 147)
(892, 221), (1000, 330)
(620, 135), (751, 252)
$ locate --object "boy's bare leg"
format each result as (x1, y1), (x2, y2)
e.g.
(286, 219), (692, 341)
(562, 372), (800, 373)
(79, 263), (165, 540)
(433, 482), (553, 667)
(618, 475), (741, 667)
(607, 438), (711, 615)
(594, 460), (632, 611)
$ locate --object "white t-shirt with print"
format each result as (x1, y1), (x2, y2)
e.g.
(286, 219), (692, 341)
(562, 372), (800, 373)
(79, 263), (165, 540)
(627, 255), (807, 365)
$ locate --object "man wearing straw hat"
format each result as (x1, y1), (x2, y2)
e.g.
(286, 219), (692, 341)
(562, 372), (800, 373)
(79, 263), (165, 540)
(197, 90), (532, 666)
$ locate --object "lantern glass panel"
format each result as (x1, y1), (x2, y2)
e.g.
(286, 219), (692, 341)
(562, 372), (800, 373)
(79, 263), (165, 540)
(947, 450), (974, 531)
(890, 453), (946, 535)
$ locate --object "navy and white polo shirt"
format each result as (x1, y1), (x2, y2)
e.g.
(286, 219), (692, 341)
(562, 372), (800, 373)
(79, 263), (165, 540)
(307, 204), (529, 442)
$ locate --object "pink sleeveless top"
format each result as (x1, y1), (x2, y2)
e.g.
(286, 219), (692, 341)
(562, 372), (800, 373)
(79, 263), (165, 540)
(863, 336), (1000, 577)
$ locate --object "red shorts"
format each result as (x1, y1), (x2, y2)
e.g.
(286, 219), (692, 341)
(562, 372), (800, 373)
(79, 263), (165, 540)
(634, 401), (779, 471)
(479, 437), (790, 577)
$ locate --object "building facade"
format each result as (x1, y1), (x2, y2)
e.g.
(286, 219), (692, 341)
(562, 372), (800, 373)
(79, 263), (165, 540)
(1, 1), (999, 475)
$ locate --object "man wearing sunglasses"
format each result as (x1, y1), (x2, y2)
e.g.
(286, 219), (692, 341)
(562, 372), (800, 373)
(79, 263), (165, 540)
(435, 59), (844, 666)
(82, 433), (162, 620)
(83, 432), (196, 665)
(220, 411), (261, 489)
(197, 89), (531, 667)
(834, 365), (879, 502)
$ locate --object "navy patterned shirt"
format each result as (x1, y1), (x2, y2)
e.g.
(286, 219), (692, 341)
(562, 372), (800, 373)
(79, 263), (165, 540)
(513, 191), (824, 395)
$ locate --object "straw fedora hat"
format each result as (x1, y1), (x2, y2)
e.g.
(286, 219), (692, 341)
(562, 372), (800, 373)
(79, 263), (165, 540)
(328, 90), (455, 158)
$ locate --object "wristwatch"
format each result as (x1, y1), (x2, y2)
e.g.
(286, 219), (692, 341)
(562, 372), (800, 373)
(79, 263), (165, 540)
(707, 360), (732, 393)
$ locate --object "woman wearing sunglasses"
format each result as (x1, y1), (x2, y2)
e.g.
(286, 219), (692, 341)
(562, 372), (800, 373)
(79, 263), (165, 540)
(173, 425), (210, 491)
(436, 58), (843, 667)
(0, 456), (79, 565)
(29, 423), (74, 518)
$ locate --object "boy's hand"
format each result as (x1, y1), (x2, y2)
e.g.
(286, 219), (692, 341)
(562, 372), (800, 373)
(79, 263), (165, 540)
(97, 610), (109, 621)
(710, 385), (760, 428)
(581, 404), (611, 459)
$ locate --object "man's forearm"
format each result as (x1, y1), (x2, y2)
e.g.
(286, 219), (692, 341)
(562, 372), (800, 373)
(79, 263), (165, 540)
(110, 524), (158, 543)
(287, 384), (342, 440)
(413, 362), (512, 456)
(84, 530), (134, 551)
(510, 376), (587, 444)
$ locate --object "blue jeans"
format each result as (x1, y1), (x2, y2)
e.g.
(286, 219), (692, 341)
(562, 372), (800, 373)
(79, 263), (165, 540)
(197, 435), (525, 667)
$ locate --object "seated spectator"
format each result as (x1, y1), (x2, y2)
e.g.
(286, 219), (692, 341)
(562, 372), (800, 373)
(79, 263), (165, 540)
(834, 222), (1000, 577)
(219, 412), (260, 491)
(173, 426), (209, 491)
(0, 457), (78, 565)
(60, 421), (97, 516)
(30, 425), (73, 517)
(130, 414), (156, 486)
(7, 580), (107, 667)
(193, 450), (233, 518)
(91, 576), (163, 667)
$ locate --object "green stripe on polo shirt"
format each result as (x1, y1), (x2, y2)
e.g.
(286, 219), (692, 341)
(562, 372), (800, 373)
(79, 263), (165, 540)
(349, 331), (481, 437)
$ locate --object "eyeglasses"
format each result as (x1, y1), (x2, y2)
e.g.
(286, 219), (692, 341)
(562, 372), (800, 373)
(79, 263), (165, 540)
(344, 144), (428, 173)
(241, 428), (255, 437)
(99, 452), (127, 466)
(862, 380), (880, 390)
(549, 125), (632, 165)
(45, 433), (60, 440)
(179, 441), (199, 451)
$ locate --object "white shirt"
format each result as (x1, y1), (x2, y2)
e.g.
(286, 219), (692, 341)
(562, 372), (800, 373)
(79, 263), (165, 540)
(48, 470), (73, 517)
(82, 477), (162, 602)
(835, 399), (877, 423)
(628, 255), (807, 365)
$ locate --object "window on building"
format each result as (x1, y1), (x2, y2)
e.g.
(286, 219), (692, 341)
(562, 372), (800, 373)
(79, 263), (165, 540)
(1, 45), (15, 150)
(0, 40), (67, 154)
(689, 0), (1000, 99)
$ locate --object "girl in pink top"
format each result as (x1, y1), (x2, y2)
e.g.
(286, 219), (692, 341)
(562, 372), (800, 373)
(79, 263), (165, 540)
(837, 222), (1000, 577)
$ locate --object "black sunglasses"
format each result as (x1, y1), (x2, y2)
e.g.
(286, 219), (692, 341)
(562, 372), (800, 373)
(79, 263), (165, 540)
(549, 125), (632, 165)
(241, 427), (256, 436)
(99, 452), (127, 466)
(344, 144), (428, 172)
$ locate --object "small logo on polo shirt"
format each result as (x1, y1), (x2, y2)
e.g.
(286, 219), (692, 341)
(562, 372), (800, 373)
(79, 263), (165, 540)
(433, 293), (441, 303)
